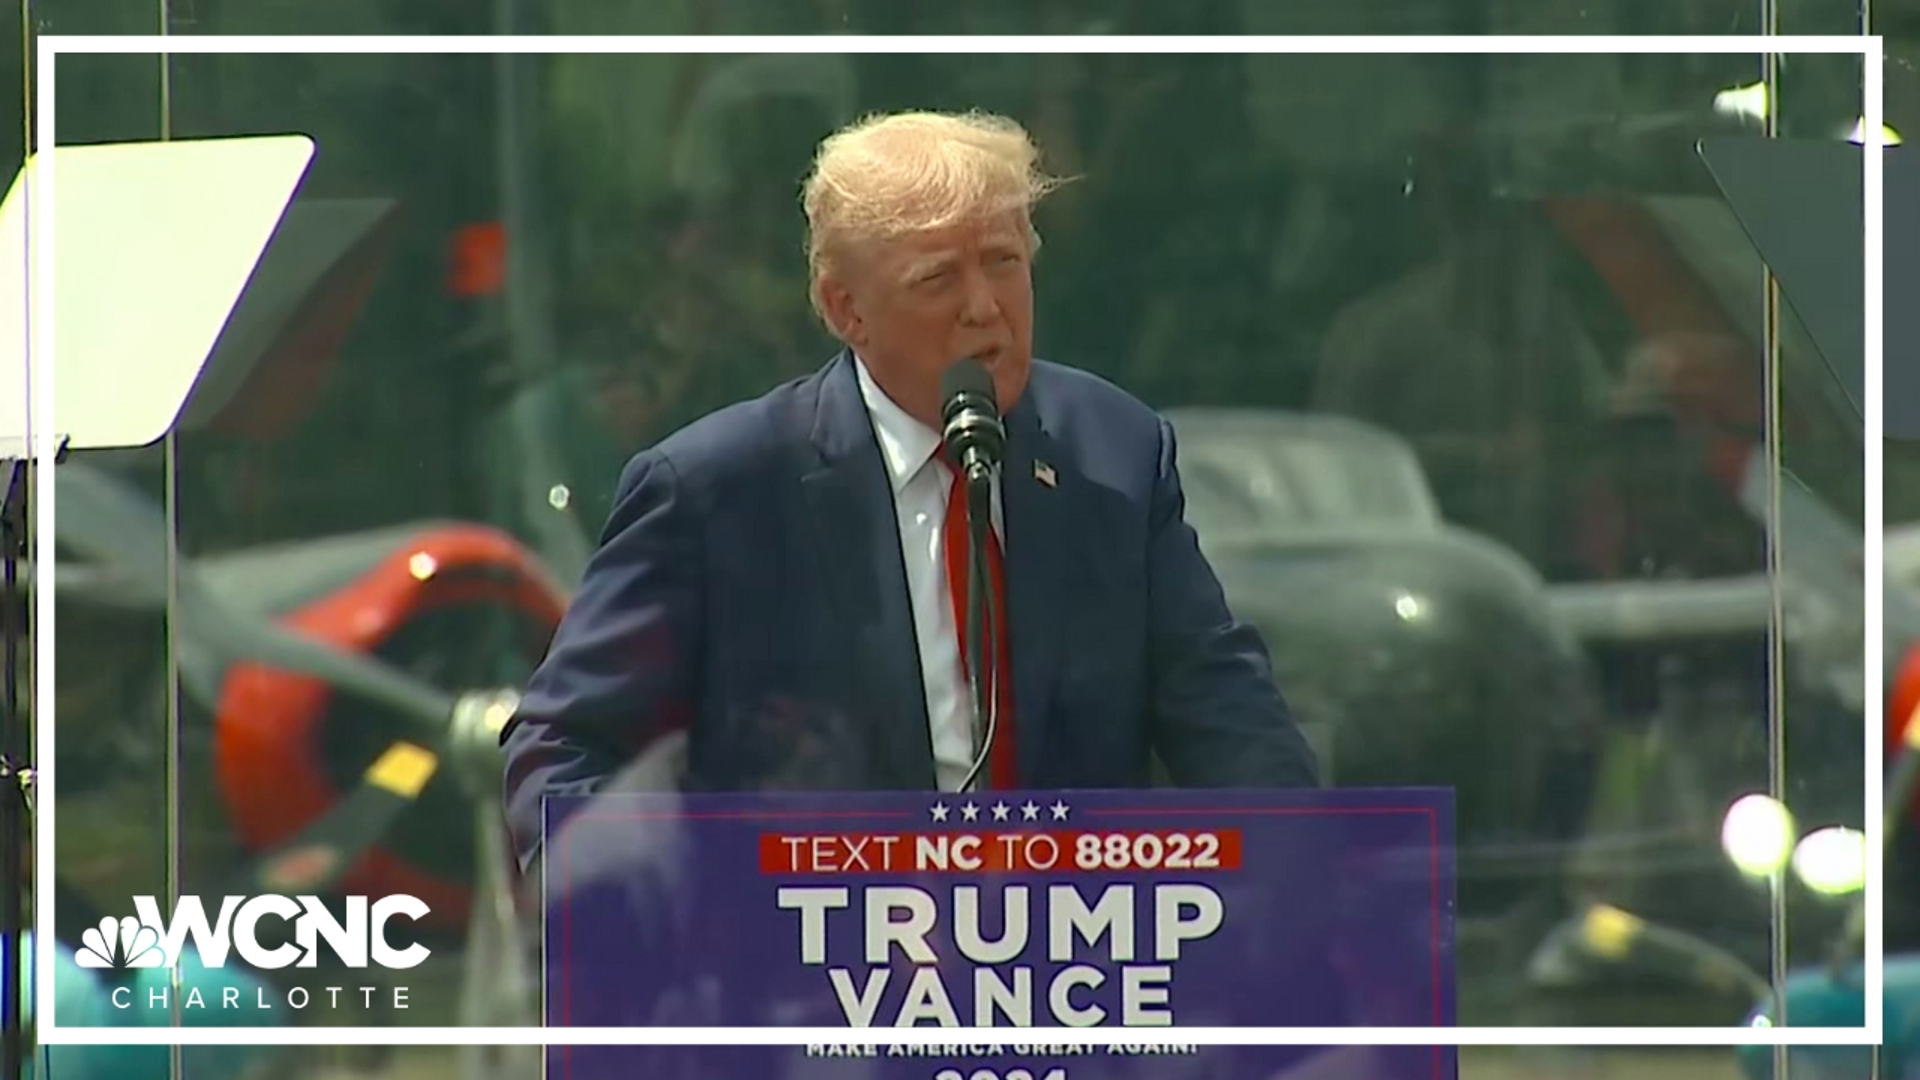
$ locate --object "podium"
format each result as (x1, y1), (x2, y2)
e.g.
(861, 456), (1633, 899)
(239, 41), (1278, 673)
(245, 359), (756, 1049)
(0, 133), (318, 1078)
(542, 785), (1458, 1080)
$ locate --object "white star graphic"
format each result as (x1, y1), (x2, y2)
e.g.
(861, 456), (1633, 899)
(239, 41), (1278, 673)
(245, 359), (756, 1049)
(991, 802), (1011, 822)
(961, 802), (980, 822)
(930, 803), (950, 822)
(1050, 801), (1071, 821)
(1021, 801), (1040, 821)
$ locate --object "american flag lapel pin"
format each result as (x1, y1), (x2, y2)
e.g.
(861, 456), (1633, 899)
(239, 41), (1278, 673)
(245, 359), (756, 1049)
(1034, 460), (1057, 488)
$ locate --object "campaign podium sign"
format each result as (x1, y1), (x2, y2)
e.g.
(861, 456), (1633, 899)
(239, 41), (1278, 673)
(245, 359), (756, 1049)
(543, 786), (1458, 1080)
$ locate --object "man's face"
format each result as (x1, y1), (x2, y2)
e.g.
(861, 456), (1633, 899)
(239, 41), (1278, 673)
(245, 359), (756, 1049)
(821, 211), (1035, 428)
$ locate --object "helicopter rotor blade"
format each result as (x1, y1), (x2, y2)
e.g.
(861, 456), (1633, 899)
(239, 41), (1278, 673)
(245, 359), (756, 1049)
(223, 739), (444, 898)
(55, 460), (458, 730)
(221, 689), (518, 897)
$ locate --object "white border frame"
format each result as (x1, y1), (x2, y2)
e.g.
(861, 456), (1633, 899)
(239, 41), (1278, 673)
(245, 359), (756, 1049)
(31, 33), (1885, 1049)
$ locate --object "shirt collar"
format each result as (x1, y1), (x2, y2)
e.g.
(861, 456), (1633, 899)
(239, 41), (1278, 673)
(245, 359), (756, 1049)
(854, 354), (943, 495)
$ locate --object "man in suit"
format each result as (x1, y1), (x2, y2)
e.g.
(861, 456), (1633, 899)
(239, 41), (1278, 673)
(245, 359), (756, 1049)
(501, 109), (1318, 870)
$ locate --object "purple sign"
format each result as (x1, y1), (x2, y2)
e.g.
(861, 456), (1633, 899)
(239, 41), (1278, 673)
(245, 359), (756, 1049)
(551, 1045), (1458, 1079)
(542, 786), (1456, 1080)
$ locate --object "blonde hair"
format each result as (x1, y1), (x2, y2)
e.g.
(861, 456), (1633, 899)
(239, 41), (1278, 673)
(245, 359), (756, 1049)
(801, 109), (1067, 320)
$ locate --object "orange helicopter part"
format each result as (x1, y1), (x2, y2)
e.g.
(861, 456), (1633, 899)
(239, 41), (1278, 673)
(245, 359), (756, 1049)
(212, 524), (566, 930)
(1890, 644), (1920, 824)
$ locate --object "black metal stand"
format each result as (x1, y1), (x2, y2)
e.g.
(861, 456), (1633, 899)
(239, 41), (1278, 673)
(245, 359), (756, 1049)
(1, 441), (59, 1080)
(962, 471), (997, 794)
(1, 455), (32, 1080)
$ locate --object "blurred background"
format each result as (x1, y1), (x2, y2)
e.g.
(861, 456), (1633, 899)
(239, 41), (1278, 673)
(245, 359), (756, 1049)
(3, 1), (1911, 1078)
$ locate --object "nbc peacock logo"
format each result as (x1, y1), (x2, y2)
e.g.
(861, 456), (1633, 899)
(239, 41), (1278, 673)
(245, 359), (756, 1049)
(75, 915), (171, 970)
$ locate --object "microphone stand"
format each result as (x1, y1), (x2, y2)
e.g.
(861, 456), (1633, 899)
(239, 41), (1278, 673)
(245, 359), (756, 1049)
(963, 466), (998, 794)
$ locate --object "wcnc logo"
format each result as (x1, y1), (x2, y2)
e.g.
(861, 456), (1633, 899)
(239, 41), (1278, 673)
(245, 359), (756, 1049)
(75, 895), (431, 971)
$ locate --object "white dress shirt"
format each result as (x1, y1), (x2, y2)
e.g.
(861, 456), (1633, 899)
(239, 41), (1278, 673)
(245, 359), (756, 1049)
(854, 357), (1003, 792)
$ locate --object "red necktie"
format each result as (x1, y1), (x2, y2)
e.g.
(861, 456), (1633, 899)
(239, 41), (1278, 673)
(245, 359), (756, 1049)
(940, 448), (1018, 789)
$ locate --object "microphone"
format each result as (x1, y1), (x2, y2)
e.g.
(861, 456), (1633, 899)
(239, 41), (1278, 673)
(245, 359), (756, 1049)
(940, 359), (1005, 486)
(939, 357), (1004, 793)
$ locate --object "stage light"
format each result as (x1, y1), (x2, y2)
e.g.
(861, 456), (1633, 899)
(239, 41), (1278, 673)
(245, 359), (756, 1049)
(1721, 793), (1794, 878)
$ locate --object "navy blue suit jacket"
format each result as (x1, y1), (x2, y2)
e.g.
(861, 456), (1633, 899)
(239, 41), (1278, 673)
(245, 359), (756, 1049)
(501, 352), (1318, 867)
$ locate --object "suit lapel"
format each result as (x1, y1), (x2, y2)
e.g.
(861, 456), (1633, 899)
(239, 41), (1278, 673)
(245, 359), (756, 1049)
(1001, 394), (1070, 781)
(799, 353), (938, 789)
